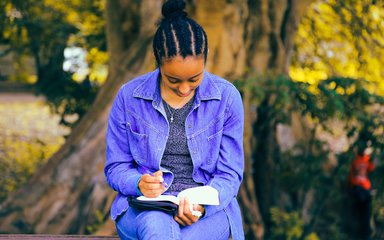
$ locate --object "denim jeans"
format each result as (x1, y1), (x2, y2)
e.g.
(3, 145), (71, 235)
(116, 207), (230, 240)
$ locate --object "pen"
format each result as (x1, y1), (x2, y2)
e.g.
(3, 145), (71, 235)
(159, 177), (168, 187)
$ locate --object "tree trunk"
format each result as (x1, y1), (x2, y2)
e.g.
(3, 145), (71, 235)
(0, 0), (313, 237)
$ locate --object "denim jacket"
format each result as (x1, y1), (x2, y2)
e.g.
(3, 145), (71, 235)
(105, 69), (245, 239)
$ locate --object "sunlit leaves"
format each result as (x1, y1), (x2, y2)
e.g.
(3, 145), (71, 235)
(291, 0), (384, 95)
(86, 47), (108, 84)
(0, 0), (107, 84)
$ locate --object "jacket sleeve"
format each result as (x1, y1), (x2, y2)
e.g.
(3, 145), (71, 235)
(204, 87), (244, 218)
(104, 87), (142, 196)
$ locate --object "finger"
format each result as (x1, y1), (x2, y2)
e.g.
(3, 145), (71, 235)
(174, 215), (187, 226)
(180, 198), (194, 225)
(141, 174), (161, 183)
(178, 197), (185, 217)
(141, 182), (163, 190)
(153, 170), (164, 182)
(142, 189), (163, 198)
(191, 204), (203, 220)
(142, 175), (163, 183)
(183, 197), (191, 215)
(140, 173), (152, 181)
(153, 170), (163, 177)
(193, 204), (198, 211)
(197, 204), (205, 216)
(177, 197), (192, 225)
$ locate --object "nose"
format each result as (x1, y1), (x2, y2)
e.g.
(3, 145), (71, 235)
(178, 83), (190, 95)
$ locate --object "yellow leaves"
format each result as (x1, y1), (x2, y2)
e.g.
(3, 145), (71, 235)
(0, 100), (69, 200)
(345, 84), (356, 95)
(87, 48), (108, 84)
(335, 86), (345, 95)
(28, 75), (38, 84)
(89, 47), (108, 62)
(4, 3), (12, 13)
(81, 14), (104, 36)
(292, 0), (384, 96)
(289, 66), (328, 85)
(370, 5), (381, 21)
(66, 11), (80, 26)
(305, 233), (320, 240)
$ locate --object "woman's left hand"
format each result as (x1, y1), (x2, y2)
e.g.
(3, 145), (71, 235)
(174, 197), (205, 226)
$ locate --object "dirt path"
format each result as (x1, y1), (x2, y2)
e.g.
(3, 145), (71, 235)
(0, 92), (44, 103)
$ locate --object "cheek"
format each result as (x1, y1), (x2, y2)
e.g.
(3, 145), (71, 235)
(193, 80), (203, 89)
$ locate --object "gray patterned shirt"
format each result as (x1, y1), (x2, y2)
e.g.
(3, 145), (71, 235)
(161, 97), (202, 195)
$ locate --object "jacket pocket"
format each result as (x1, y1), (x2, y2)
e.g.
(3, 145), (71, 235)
(200, 128), (223, 174)
(126, 122), (148, 163)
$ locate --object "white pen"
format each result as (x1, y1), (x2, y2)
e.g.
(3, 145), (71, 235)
(158, 176), (168, 187)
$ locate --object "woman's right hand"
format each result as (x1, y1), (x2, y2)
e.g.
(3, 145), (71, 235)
(138, 170), (165, 198)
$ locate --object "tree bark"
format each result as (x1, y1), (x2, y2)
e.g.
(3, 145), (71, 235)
(0, 0), (313, 237)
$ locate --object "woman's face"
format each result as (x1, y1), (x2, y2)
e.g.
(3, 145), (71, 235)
(160, 55), (205, 98)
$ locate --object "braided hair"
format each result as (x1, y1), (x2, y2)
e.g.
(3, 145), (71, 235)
(153, 0), (208, 66)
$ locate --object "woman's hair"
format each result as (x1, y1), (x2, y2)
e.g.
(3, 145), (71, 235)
(153, 0), (208, 66)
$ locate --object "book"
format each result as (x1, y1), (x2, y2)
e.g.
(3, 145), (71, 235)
(128, 186), (219, 216)
(137, 185), (219, 205)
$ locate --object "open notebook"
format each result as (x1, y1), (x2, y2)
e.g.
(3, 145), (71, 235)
(128, 186), (219, 216)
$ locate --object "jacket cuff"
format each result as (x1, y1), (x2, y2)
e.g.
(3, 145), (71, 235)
(135, 176), (143, 196)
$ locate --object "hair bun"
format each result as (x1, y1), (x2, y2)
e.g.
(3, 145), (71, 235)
(162, 0), (187, 20)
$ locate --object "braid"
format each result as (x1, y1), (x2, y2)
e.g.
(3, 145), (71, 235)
(202, 27), (208, 61)
(174, 18), (193, 58)
(161, 30), (168, 59)
(170, 23), (180, 56)
(153, 0), (209, 66)
(164, 23), (177, 58)
(187, 22), (196, 56)
(153, 28), (164, 64)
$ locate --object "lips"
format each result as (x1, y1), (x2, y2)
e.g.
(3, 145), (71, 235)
(176, 90), (193, 97)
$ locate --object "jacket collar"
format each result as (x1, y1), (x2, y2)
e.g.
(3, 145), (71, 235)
(132, 68), (221, 105)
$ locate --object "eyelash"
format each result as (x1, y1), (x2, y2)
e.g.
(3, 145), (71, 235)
(169, 79), (198, 83)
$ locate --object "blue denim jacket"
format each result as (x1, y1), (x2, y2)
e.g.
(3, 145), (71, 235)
(105, 69), (245, 239)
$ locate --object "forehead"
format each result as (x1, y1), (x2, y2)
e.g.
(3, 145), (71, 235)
(161, 55), (205, 77)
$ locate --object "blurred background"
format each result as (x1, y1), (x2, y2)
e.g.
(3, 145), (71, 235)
(0, 0), (383, 239)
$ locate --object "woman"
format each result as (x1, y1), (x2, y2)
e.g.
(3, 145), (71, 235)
(105, 0), (244, 239)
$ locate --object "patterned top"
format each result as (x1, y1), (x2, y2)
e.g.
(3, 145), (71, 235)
(161, 96), (202, 195)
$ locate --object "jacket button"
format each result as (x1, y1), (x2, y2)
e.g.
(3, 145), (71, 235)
(188, 124), (192, 128)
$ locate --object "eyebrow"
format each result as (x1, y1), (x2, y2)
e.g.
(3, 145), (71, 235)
(164, 71), (203, 80)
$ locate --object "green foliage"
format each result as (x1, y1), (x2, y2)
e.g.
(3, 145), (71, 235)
(270, 207), (320, 240)
(38, 72), (99, 127)
(270, 207), (304, 240)
(0, 0), (106, 127)
(238, 74), (384, 238)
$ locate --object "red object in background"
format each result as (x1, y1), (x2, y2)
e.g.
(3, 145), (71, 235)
(348, 154), (375, 190)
